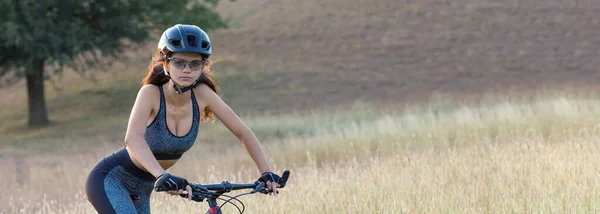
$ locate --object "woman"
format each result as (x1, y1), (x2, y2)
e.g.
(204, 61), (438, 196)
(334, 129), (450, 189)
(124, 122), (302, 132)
(85, 24), (281, 214)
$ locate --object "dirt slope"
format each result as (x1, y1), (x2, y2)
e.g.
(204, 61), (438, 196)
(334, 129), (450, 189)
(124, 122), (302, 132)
(2, 0), (599, 113)
(212, 0), (600, 110)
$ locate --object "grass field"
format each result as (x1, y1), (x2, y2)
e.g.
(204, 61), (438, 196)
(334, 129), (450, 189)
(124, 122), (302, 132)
(2, 91), (600, 213)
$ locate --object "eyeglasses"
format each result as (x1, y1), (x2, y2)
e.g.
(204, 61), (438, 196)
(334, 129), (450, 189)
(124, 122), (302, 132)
(167, 57), (205, 71)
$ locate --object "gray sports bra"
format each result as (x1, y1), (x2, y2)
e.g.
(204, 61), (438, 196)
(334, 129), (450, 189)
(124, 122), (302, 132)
(142, 85), (199, 160)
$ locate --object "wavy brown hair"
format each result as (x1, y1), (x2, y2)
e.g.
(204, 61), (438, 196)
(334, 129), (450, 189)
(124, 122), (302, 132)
(142, 50), (220, 123)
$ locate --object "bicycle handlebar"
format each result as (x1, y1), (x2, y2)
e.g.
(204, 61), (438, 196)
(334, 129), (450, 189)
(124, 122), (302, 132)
(179, 170), (291, 202)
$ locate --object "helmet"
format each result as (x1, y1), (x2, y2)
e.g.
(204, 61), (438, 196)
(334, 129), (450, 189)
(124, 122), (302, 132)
(157, 24), (212, 95)
(158, 24), (211, 58)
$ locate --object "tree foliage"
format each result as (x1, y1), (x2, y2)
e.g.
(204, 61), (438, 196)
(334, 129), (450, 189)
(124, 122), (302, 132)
(0, 0), (233, 126)
(0, 0), (230, 83)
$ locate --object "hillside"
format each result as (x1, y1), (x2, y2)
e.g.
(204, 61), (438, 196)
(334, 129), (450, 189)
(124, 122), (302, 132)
(212, 0), (600, 110)
(3, 0), (600, 111)
(2, 0), (600, 124)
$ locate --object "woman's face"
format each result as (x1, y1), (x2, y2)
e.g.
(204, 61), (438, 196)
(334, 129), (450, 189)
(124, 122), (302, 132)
(166, 52), (205, 87)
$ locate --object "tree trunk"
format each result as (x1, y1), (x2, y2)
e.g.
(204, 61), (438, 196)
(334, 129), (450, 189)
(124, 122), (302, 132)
(26, 59), (49, 127)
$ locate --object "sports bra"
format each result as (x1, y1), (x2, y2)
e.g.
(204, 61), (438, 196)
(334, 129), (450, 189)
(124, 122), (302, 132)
(142, 85), (200, 160)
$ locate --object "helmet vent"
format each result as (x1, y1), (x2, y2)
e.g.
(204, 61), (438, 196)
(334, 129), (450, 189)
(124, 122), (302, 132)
(187, 35), (197, 47)
(170, 39), (182, 47)
(201, 41), (210, 49)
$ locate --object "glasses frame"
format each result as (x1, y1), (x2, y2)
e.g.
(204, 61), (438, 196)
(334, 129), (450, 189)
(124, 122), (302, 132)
(167, 57), (206, 71)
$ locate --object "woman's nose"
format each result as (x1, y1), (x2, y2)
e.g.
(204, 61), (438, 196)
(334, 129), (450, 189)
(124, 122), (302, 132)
(182, 65), (192, 73)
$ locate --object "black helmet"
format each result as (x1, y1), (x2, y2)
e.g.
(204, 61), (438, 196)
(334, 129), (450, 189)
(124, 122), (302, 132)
(158, 24), (211, 58)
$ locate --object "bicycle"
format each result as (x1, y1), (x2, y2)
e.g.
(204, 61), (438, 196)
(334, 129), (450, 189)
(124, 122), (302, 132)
(156, 170), (291, 214)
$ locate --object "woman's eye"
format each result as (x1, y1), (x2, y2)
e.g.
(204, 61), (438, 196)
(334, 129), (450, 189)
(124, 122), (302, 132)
(191, 61), (202, 67)
(173, 60), (186, 67)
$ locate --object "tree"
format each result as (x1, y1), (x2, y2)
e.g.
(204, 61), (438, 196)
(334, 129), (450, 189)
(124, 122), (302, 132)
(0, 0), (232, 127)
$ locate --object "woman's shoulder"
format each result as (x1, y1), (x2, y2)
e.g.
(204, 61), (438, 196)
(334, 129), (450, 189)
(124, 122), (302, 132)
(134, 84), (162, 104)
(193, 83), (216, 97)
(192, 83), (220, 107)
(139, 84), (161, 96)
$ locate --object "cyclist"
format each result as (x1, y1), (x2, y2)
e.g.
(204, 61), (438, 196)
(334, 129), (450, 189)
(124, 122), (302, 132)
(85, 24), (282, 214)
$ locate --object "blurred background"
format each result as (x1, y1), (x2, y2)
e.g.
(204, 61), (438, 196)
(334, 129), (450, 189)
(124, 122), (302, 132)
(2, 0), (600, 213)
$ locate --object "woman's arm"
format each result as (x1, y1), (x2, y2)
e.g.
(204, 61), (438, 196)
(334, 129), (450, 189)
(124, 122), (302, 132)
(196, 84), (273, 174)
(124, 85), (166, 178)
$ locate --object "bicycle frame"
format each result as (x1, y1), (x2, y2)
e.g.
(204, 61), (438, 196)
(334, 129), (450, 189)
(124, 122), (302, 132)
(206, 196), (221, 214)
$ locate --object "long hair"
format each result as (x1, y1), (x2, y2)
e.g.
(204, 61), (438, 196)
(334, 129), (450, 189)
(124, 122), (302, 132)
(142, 50), (220, 123)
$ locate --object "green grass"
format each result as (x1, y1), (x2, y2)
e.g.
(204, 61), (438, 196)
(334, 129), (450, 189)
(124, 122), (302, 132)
(0, 76), (139, 153)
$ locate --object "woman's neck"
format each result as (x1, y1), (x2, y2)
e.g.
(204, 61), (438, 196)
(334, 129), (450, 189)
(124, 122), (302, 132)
(162, 82), (191, 106)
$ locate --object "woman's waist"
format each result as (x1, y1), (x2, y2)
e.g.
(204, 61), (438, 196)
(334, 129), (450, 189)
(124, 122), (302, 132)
(121, 147), (179, 173)
(112, 148), (159, 181)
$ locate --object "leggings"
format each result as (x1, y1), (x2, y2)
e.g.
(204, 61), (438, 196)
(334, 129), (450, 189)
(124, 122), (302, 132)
(86, 148), (156, 214)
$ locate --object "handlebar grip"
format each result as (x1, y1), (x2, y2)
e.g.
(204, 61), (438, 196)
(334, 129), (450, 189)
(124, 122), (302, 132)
(278, 170), (290, 188)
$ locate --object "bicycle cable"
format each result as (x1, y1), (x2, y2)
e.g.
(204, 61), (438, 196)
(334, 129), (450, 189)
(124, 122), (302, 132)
(216, 194), (245, 214)
(216, 192), (256, 214)
(192, 189), (246, 214)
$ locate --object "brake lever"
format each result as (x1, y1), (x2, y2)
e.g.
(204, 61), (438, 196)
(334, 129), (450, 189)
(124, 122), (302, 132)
(252, 181), (281, 195)
(180, 183), (210, 202)
(251, 181), (266, 194)
(180, 192), (208, 202)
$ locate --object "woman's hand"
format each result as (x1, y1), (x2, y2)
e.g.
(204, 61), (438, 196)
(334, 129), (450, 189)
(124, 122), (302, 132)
(258, 172), (282, 196)
(154, 173), (193, 200)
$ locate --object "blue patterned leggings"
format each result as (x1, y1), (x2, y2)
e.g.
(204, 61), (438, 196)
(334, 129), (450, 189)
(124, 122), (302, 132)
(86, 148), (156, 214)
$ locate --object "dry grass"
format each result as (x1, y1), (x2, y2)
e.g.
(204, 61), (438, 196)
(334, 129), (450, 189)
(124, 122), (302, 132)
(3, 93), (600, 213)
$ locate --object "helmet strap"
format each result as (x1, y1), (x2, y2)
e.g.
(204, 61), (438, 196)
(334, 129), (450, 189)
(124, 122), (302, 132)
(171, 78), (199, 94)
